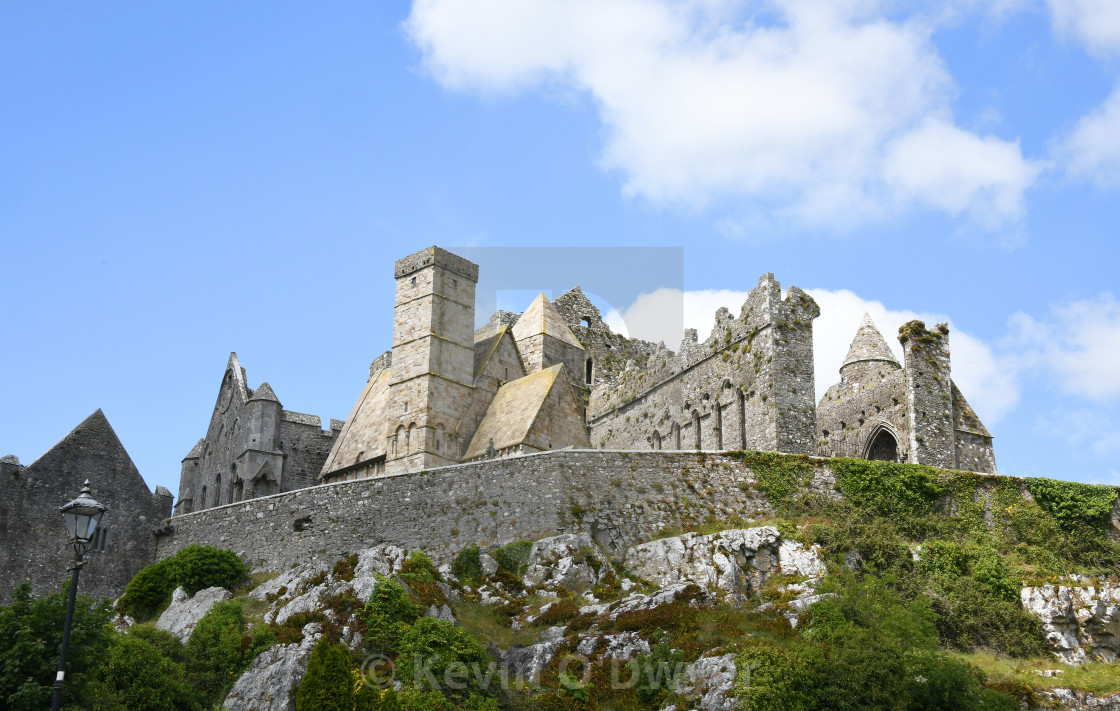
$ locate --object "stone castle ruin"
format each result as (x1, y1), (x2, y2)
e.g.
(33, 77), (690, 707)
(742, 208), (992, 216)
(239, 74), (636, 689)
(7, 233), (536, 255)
(177, 245), (994, 515)
(1, 244), (995, 599)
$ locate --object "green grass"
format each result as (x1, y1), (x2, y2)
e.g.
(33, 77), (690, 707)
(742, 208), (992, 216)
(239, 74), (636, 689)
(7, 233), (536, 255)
(452, 599), (538, 649)
(960, 651), (1120, 698)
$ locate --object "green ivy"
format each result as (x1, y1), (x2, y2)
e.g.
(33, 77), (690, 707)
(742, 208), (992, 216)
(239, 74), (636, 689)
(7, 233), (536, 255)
(1025, 477), (1118, 533)
(727, 451), (815, 508)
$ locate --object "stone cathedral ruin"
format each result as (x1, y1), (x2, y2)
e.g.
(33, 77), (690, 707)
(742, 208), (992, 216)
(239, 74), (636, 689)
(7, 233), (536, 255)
(172, 245), (995, 516)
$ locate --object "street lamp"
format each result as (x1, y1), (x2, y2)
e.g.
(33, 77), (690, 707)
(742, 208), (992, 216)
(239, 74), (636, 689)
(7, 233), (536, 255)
(52, 480), (107, 711)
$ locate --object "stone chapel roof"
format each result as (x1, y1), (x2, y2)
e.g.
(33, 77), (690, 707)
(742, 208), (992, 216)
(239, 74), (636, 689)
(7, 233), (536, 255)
(474, 325), (511, 380)
(512, 293), (584, 350)
(464, 364), (565, 459)
(842, 313), (900, 369)
(318, 367), (392, 477)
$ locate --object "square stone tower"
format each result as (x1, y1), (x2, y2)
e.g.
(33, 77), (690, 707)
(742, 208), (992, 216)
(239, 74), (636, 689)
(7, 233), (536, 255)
(386, 247), (479, 473)
(900, 321), (956, 469)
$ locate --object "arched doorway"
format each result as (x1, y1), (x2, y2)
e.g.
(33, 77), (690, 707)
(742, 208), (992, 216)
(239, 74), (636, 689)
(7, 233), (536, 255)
(866, 428), (899, 462)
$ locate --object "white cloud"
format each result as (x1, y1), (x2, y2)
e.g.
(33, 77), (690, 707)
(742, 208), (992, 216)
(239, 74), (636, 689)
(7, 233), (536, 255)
(1053, 85), (1120, 187)
(884, 118), (1039, 224)
(608, 283), (1017, 425)
(1035, 408), (1120, 456)
(405, 0), (1038, 228)
(1007, 293), (1120, 403)
(1040, 2), (1120, 186)
(1047, 0), (1120, 56)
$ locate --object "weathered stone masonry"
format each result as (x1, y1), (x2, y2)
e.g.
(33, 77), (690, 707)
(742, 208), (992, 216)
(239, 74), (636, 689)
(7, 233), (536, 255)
(587, 274), (820, 457)
(155, 450), (832, 570)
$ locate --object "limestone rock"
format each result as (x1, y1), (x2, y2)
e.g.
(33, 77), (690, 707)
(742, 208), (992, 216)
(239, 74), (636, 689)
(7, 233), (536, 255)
(625, 527), (823, 599)
(479, 553), (499, 577)
(575, 631), (649, 661)
(351, 544), (408, 601)
(1040, 688), (1120, 710)
(1022, 582), (1120, 664)
(523, 533), (604, 593)
(579, 582), (711, 620)
(223, 623), (323, 711)
(496, 626), (566, 682)
(248, 562), (328, 605)
(676, 654), (737, 711)
(425, 603), (457, 624)
(156, 586), (232, 643)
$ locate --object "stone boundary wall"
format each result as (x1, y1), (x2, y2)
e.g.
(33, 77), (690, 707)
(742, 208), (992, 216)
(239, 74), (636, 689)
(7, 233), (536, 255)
(155, 450), (834, 571)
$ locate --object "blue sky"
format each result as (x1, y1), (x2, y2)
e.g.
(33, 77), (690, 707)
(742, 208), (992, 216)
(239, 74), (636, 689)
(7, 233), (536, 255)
(2, 1), (1119, 502)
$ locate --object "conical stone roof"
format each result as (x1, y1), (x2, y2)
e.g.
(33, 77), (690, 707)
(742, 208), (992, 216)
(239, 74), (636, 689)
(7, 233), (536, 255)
(841, 313), (899, 369)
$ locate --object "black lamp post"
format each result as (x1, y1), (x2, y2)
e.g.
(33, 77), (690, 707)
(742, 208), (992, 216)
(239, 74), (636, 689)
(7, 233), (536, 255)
(52, 480), (107, 711)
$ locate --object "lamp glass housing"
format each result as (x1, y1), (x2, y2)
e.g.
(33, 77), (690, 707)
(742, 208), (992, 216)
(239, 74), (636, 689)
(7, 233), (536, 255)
(59, 483), (107, 544)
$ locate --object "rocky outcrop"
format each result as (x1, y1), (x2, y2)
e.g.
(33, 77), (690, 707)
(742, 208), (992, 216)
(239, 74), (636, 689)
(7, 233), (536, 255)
(523, 533), (608, 593)
(675, 654), (737, 711)
(496, 626), (567, 683)
(625, 527), (824, 603)
(1038, 688), (1120, 710)
(1022, 581), (1120, 664)
(156, 586), (232, 643)
(223, 623), (323, 711)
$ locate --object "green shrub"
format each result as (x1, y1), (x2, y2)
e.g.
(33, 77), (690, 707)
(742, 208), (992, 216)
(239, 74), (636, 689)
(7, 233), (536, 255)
(173, 544), (251, 595)
(451, 547), (484, 584)
(396, 618), (493, 701)
(362, 578), (422, 655)
(399, 552), (446, 608)
(0, 581), (113, 711)
(117, 545), (250, 621)
(185, 599), (275, 706)
(297, 638), (354, 711)
(117, 558), (177, 621)
(491, 541), (533, 579)
(533, 599), (580, 627)
(735, 574), (1021, 711)
(125, 623), (190, 665)
(401, 551), (438, 581)
(1025, 478), (1118, 533)
(95, 633), (202, 711)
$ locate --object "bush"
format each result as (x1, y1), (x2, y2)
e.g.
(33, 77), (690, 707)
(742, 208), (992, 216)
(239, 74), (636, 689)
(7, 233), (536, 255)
(491, 541), (533, 579)
(396, 618), (493, 701)
(297, 638), (354, 711)
(399, 552), (446, 608)
(1025, 478), (1118, 533)
(362, 578), (422, 655)
(451, 547), (484, 584)
(733, 574), (1022, 711)
(117, 545), (250, 621)
(0, 580), (113, 710)
(95, 633), (202, 711)
(116, 558), (177, 621)
(173, 545), (251, 595)
(185, 599), (274, 706)
(533, 599), (580, 627)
